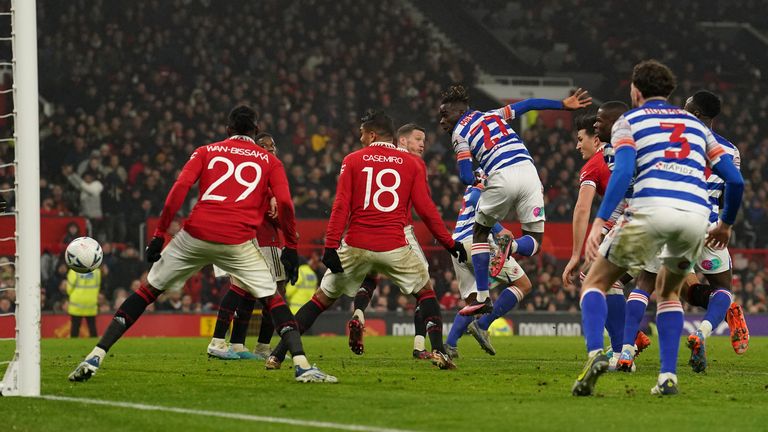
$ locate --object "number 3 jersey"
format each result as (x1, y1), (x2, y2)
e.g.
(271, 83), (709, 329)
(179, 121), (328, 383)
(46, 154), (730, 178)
(154, 135), (297, 247)
(610, 100), (726, 218)
(325, 141), (454, 252)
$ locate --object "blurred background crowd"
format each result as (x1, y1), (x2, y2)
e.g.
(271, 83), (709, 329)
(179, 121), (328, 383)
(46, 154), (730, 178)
(0, 0), (765, 317)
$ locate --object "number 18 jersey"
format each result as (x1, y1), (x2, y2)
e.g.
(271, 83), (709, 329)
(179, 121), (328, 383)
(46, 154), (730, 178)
(611, 100), (726, 218)
(325, 142), (454, 252)
(154, 135), (297, 247)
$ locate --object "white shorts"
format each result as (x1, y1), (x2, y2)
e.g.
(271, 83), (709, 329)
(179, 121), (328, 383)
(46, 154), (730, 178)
(404, 225), (428, 267)
(148, 229), (276, 298)
(320, 243), (430, 299)
(598, 207), (708, 275)
(475, 162), (545, 232)
(213, 246), (285, 282)
(451, 240), (525, 299)
(695, 223), (732, 274)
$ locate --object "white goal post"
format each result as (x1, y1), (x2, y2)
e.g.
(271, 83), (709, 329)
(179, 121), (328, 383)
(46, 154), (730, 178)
(1, 0), (41, 397)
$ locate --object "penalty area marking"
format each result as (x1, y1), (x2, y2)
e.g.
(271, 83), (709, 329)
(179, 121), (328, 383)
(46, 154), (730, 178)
(40, 395), (417, 432)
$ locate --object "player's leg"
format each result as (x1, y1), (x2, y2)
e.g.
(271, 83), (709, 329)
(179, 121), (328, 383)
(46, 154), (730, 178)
(208, 277), (247, 360)
(617, 269), (656, 371)
(693, 245), (748, 354)
(445, 245), (475, 358)
(229, 286), (258, 359)
(462, 221), (494, 315)
(406, 226), (430, 359)
(254, 247), (288, 358)
(86, 315), (97, 337)
(652, 211), (709, 395)
(348, 274), (377, 356)
(259, 293), (337, 383)
(412, 283), (455, 369)
(69, 230), (206, 382)
(471, 259), (530, 356)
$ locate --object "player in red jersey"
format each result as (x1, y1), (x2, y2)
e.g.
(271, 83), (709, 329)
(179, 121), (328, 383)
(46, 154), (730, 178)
(69, 106), (337, 383)
(266, 110), (466, 370)
(206, 133), (290, 360)
(347, 123), (435, 359)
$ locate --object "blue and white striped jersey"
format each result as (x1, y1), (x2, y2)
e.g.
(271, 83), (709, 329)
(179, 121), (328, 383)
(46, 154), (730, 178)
(707, 132), (740, 223)
(611, 99), (727, 217)
(452, 108), (533, 175)
(453, 185), (481, 242)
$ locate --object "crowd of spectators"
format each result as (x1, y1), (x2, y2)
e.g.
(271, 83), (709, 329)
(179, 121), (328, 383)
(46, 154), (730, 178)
(0, 0), (765, 316)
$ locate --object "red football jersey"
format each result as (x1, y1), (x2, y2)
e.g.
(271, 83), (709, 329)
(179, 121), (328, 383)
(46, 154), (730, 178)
(256, 216), (282, 248)
(154, 136), (297, 247)
(579, 147), (611, 197)
(325, 142), (455, 252)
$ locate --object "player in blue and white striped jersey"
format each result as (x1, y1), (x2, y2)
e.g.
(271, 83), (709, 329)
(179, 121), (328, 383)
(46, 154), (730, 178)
(444, 169), (532, 358)
(439, 85), (591, 315)
(573, 61), (744, 397)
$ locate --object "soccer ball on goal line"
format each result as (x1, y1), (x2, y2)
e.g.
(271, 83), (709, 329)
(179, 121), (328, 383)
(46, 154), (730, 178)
(65, 236), (103, 273)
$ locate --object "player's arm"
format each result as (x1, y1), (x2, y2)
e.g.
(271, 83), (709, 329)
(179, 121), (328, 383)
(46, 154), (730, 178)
(322, 159), (353, 273)
(705, 134), (744, 249)
(563, 183), (597, 285)
(153, 149), (204, 238)
(267, 162), (297, 249)
(491, 88), (592, 120)
(585, 117), (636, 260)
(453, 134), (475, 185)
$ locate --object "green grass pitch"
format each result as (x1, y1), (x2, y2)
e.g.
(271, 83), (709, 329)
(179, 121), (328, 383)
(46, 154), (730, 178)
(2, 336), (766, 431)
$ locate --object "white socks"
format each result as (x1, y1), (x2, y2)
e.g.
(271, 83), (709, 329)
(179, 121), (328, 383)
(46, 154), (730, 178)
(88, 346), (106, 361)
(292, 355), (311, 369)
(622, 343), (637, 357)
(413, 335), (425, 352)
(476, 290), (489, 302)
(353, 309), (365, 325)
(699, 320), (713, 339)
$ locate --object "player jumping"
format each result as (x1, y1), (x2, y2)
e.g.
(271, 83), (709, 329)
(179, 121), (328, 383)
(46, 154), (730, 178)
(68, 106), (337, 383)
(438, 85), (591, 315)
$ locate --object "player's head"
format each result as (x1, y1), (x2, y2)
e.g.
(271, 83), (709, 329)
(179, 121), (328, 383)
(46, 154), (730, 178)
(630, 60), (677, 107)
(255, 132), (277, 155)
(359, 109), (395, 146)
(397, 123), (426, 156)
(574, 112), (600, 160)
(594, 101), (629, 142)
(684, 90), (721, 125)
(227, 105), (258, 138)
(439, 84), (470, 132)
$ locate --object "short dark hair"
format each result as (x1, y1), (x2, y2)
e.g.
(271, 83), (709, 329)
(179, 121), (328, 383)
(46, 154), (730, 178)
(631, 60), (677, 99)
(255, 132), (273, 142)
(574, 112), (597, 135)
(228, 105), (257, 135)
(690, 90), (721, 119)
(440, 84), (470, 106)
(599, 100), (629, 116)
(396, 123), (426, 139)
(360, 109), (395, 138)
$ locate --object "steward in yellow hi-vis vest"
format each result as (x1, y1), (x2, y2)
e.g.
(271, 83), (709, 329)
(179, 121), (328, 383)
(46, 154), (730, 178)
(285, 264), (317, 313)
(67, 268), (101, 338)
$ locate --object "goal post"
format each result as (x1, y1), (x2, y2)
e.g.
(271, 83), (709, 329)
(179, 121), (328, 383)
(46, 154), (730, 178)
(1, 0), (41, 397)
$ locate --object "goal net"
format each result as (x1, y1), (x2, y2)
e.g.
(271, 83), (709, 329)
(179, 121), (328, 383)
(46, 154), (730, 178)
(0, 0), (40, 397)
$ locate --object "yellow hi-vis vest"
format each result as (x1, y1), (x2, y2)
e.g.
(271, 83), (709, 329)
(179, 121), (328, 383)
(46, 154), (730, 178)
(285, 264), (317, 313)
(67, 268), (101, 316)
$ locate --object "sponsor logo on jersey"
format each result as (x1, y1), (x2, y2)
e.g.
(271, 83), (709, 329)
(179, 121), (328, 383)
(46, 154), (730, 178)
(655, 161), (695, 176)
(362, 154), (404, 164)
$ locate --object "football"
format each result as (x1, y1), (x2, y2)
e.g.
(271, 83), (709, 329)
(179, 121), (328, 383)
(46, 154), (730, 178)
(65, 236), (103, 273)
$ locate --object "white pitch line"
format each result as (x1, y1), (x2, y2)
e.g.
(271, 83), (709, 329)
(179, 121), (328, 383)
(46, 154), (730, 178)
(40, 395), (417, 432)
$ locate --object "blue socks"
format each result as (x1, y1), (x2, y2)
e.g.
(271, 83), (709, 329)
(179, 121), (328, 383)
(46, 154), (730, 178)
(656, 300), (684, 374)
(580, 288), (607, 353)
(478, 286), (524, 330)
(623, 289), (650, 348)
(471, 243), (491, 301)
(511, 235), (538, 257)
(702, 289), (732, 336)
(446, 314), (473, 346)
(605, 288), (626, 353)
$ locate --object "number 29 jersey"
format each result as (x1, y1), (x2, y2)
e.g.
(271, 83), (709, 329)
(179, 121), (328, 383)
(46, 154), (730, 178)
(610, 100), (726, 218)
(325, 142), (454, 252)
(154, 135), (297, 247)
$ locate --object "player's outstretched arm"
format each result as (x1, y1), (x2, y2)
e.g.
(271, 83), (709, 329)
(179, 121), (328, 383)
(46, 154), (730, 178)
(493, 88), (592, 120)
